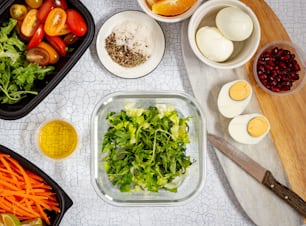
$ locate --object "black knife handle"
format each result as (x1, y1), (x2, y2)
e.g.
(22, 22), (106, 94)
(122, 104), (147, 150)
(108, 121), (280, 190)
(262, 170), (306, 217)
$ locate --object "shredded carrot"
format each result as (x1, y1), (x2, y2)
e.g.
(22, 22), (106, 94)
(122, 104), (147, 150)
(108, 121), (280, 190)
(0, 153), (60, 225)
(0, 157), (19, 183)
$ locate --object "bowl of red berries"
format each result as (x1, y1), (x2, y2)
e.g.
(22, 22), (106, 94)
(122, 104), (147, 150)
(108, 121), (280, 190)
(253, 41), (305, 95)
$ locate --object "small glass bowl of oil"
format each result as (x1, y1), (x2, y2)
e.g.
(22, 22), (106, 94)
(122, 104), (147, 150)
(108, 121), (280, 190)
(36, 119), (78, 160)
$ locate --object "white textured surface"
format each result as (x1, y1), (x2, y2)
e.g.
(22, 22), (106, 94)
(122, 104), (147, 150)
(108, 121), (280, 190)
(0, 1), (305, 226)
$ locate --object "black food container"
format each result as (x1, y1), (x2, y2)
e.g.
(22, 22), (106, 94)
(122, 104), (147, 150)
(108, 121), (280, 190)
(0, 144), (73, 225)
(0, 0), (95, 120)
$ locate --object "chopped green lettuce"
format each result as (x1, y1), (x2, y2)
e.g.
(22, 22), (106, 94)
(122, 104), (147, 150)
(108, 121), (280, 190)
(101, 104), (192, 192)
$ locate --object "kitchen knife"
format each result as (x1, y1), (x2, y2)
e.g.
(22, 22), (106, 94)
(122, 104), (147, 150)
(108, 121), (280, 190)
(207, 133), (306, 217)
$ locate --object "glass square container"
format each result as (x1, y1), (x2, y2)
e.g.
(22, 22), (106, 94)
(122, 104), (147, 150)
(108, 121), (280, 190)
(91, 91), (206, 206)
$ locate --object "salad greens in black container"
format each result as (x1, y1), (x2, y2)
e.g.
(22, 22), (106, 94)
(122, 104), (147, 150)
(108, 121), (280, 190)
(0, 0), (95, 120)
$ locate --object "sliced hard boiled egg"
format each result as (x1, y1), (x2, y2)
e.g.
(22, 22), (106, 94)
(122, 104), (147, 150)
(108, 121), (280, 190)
(217, 80), (252, 118)
(228, 113), (270, 144)
(196, 26), (234, 62)
(216, 6), (253, 41)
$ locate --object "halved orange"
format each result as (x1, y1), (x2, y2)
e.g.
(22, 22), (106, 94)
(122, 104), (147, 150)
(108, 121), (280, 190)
(146, 0), (158, 8)
(152, 0), (196, 16)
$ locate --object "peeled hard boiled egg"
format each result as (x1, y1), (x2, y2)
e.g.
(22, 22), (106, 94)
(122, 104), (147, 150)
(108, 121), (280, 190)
(217, 80), (252, 118)
(196, 26), (234, 62)
(228, 113), (270, 144)
(216, 6), (253, 41)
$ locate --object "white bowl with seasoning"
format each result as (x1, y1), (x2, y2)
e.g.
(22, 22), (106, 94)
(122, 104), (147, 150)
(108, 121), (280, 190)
(36, 119), (78, 160)
(188, 0), (261, 69)
(96, 10), (165, 78)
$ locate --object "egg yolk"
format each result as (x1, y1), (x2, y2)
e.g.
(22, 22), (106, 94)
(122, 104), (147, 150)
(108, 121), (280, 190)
(247, 116), (269, 137)
(229, 81), (251, 101)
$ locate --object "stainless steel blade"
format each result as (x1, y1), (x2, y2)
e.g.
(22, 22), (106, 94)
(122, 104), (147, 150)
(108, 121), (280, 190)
(207, 133), (266, 182)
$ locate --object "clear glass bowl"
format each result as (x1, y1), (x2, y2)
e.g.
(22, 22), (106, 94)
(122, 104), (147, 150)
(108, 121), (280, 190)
(90, 91), (206, 206)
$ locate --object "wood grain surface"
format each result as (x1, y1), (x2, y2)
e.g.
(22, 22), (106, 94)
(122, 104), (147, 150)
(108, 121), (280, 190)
(240, 0), (306, 220)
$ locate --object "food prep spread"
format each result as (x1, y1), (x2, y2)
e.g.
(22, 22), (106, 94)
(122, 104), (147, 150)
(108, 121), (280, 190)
(0, 0), (305, 225)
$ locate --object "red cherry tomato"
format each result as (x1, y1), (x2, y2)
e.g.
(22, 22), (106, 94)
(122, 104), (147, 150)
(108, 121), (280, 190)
(27, 24), (45, 49)
(55, 0), (68, 9)
(46, 35), (67, 56)
(63, 33), (79, 45)
(21, 9), (40, 38)
(37, 0), (54, 22)
(26, 47), (50, 66)
(44, 8), (67, 36)
(66, 9), (87, 37)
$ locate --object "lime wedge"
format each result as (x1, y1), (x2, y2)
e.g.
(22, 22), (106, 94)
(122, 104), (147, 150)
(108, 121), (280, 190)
(0, 214), (21, 226)
(21, 218), (43, 226)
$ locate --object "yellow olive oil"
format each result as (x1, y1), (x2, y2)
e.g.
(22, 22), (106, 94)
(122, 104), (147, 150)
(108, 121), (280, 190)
(38, 119), (78, 159)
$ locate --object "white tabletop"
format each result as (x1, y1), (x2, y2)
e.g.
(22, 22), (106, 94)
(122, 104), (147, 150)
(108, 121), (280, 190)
(0, 1), (305, 226)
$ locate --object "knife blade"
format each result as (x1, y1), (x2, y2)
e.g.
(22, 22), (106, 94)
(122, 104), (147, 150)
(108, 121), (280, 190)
(207, 133), (306, 217)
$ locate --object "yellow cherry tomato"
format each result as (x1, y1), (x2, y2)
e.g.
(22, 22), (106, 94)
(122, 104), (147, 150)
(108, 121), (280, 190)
(56, 23), (71, 36)
(10, 4), (28, 20)
(21, 9), (40, 38)
(44, 8), (67, 36)
(25, 0), (43, 9)
(38, 41), (60, 64)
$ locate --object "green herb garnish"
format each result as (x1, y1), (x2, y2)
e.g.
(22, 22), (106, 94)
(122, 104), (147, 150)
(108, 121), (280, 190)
(0, 18), (54, 104)
(101, 104), (192, 192)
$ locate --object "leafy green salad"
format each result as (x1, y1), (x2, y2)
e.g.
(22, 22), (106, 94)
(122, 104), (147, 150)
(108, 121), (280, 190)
(0, 18), (54, 104)
(101, 103), (192, 192)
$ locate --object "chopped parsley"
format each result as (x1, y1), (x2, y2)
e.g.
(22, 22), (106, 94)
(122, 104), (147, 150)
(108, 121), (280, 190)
(101, 104), (192, 192)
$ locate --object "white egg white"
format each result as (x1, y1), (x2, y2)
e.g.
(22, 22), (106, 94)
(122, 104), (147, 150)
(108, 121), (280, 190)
(216, 6), (253, 41)
(196, 26), (233, 62)
(228, 113), (270, 144)
(217, 80), (252, 118)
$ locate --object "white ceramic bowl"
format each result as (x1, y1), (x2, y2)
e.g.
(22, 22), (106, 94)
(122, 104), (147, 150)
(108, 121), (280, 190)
(188, 0), (261, 69)
(137, 0), (204, 23)
(96, 11), (165, 78)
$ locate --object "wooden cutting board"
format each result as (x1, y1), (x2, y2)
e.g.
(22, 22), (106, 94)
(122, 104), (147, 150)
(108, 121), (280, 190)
(240, 0), (306, 220)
